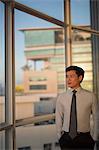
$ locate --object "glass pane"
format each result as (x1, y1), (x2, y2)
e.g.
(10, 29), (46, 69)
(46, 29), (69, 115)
(15, 10), (65, 118)
(15, 9), (65, 149)
(0, 130), (5, 150)
(71, 0), (90, 26)
(72, 29), (93, 91)
(16, 125), (59, 150)
(0, 2), (5, 124)
(15, 0), (64, 21)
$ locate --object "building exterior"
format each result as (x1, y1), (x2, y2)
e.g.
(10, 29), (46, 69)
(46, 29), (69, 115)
(0, 26), (93, 150)
(0, 96), (59, 150)
(0, 1), (99, 150)
(21, 27), (92, 95)
(21, 27), (66, 95)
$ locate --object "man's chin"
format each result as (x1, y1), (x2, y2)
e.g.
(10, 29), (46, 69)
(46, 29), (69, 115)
(68, 85), (75, 89)
(68, 85), (72, 88)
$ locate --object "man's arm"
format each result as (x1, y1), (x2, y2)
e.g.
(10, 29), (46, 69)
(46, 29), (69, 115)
(92, 93), (98, 141)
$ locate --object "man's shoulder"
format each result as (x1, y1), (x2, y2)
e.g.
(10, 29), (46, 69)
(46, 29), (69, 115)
(81, 88), (91, 93)
(81, 88), (95, 96)
(57, 91), (67, 97)
(57, 90), (70, 99)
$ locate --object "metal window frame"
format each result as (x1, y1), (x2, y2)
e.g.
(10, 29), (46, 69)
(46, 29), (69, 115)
(0, 0), (99, 149)
(4, 0), (15, 149)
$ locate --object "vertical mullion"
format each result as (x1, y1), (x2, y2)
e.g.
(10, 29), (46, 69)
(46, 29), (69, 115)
(5, 0), (15, 149)
(64, 0), (72, 68)
(12, 1), (16, 149)
(90, 0), (99, 100)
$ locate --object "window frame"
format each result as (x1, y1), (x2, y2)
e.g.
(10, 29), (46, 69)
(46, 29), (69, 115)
(0, 0), (99, 149)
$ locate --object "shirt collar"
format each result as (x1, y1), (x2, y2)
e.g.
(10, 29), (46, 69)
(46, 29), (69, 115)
(68, 86), (82, 93)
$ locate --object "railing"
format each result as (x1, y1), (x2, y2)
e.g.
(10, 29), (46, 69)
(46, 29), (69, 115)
(16, 113), (55, 127)
(0, 113), (55, 131)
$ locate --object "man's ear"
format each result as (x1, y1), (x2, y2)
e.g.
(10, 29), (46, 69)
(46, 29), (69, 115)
(79, 75), (83, 82)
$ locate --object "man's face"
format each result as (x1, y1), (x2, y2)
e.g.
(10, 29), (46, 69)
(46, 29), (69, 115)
(66, 70), (82, 89)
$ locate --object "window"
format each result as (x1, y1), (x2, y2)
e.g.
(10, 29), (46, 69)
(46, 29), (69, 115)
(0, 0), (99, 150)
(15, 0), (64, 21)
(27, 60), (45, 71)
(29, 85), (47, 90)
(18, 146), (31, 150)
(44, 143), (52, 150)
(55, 30), (64, 43)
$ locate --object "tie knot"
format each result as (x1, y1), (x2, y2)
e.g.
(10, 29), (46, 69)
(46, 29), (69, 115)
(72, 90), (77, 94)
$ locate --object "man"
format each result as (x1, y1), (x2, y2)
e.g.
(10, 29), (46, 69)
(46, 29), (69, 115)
(56, 66), (98, 149)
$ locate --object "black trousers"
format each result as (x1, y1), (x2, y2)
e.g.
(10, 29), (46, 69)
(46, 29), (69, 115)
(59, 131), (95, 150)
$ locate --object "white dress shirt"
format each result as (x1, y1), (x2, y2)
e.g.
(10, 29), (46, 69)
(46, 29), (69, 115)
(55, 87), (98, 140)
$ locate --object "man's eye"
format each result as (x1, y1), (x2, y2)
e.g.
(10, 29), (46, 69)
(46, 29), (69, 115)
(66, 75), (76, 78)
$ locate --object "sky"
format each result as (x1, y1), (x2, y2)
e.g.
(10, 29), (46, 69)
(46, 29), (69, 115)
(0, 0), (90, 85)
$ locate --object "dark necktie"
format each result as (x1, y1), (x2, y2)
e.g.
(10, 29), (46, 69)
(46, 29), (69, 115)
(69, 90), (77, 139)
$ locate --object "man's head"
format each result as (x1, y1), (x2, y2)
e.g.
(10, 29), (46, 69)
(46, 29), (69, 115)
(65, 66), (85, 89)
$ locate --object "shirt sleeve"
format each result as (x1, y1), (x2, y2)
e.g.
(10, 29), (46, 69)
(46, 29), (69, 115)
(91, 93), (98, 141)
(55, 94), (64, 139)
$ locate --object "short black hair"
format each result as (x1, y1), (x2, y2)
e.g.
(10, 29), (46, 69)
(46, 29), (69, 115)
(66, 65), (85, 82)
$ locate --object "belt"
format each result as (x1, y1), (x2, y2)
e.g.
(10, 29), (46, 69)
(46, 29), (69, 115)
(63, 131), (90, 135)
(77, 132), (90, 135)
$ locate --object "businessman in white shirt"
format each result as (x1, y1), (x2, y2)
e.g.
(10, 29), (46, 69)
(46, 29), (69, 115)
(56, 66), (98, 149)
